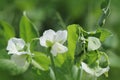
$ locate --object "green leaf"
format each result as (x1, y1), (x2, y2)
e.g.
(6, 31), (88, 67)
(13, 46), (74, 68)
(82, 51), (98, 68)
(97, 28), (111, 42)
(54, 54), (66, 67)
(0, 49), (10, 59)
(32, 52), (50, 70)
(0, 21), (15, 48)
(67, 24), (80, 60)
(20, 14), (39, 43)
(0, 59), (29, 75)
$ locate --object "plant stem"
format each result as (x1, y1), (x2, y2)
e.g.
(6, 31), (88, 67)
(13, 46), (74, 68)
(79, 68), (83, 80)
(93, 76), (97, 80)
(49, 49), (57, 80)
(50, 52), (56, 73)
(56, 12), (66, 29)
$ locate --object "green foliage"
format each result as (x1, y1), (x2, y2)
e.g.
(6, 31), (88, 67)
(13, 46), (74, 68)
(67, 24), (79, 60)
(54, 54), (66, 67)
(32, 52), (50, 70)
(82, 51), (98, 68)
(20, 13), (39, 43)
(0, 21), (15, 48)
(96, 28), (111, 42)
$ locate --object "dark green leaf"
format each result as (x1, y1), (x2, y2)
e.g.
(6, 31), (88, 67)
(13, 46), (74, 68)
(0, 21), (15, 48)
(0, 49), (10, 59)
(82, 51), (98, 68)
(101, 0), (110, 10)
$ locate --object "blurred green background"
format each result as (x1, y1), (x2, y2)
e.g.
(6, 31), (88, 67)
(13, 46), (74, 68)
(0, 0), (120, 80)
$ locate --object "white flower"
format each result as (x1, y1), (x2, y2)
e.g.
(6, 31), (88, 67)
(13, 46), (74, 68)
(40, 29), (68, 56)
(81, 62), (109, 77)
(6, 38), (28, 67)
(6, 38), (27, 55)
(88, 37), (101, 51)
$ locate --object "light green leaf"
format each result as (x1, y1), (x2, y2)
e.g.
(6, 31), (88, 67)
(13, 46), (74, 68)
(20, 14), (39, 43)
(0, 21), (15, 48)
(97, 28), (111, 42)
(54, 54), (66, 67)
(32, 52), (50, 70)
(67, 24), (79, 60)
(0, 59), (29, 75)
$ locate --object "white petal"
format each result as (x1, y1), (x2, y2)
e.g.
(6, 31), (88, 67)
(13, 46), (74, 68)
(55, 30), (67, 44)
(81, 62), (94, 75)
(11, 54), (27, 67)
(81, 62), (109, 77)
(16, 51), (28, 55)
(50, 42), (68, 56)
(12, 38), (25, 50)
(40, 29), (56, 47)
(88, 37), (101, 51)
(95, 66), (109, 77)
(6, 38), (18, 54)
(6, 38), (25, 54)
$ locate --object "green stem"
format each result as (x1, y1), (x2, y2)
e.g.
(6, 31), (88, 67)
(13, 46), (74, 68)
(49, 49), (57, 80)
(93, 76), (97, 80)
(50, 52), (56, 73)
(56, 12), (66, 29)
(79, 68), (83, 80)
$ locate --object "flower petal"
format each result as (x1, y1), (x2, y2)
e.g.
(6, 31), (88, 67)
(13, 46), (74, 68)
(11, 54), (27, 67)
(6, 38), (25, 54)
(81, 62), (94, 75)
(55, 30), (67, 44)
(88, 37), (101, 51)
(16, 51), (28, 55)
(50, 42), (68, 56)
(81, 62), (109, 77)
(40, 29), (56, 47)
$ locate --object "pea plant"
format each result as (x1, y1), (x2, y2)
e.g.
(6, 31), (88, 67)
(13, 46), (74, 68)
(0, 0), (112, 80)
